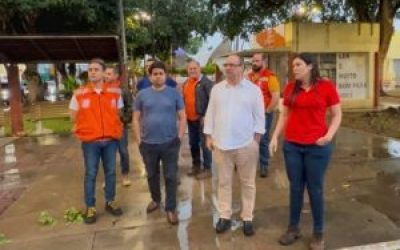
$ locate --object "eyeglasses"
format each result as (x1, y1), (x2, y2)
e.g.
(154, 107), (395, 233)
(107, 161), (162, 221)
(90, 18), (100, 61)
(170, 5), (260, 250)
(223, 63), (242, 67)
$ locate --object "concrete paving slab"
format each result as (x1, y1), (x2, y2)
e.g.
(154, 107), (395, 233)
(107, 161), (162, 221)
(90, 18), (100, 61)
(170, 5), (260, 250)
(0, 128), (400, 249)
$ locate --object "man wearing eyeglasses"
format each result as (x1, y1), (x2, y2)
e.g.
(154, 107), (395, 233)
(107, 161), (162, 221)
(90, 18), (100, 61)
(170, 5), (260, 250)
(204, 55), (265, 236)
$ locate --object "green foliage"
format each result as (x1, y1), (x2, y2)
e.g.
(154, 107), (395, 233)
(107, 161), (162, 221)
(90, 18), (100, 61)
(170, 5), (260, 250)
(125, 0), (212, 60)
(4, 117), (72, 136)
(0, 234), (11, 245)
(38, 211), (57, 226)
(209, 0), (295, 40)
(61, 76), (79, 98)
(184, 37), (204, 55)
(41, 118), (73, 134)
(0, 0), (212, 62)
(64, 207), (84, 224)
(0, 0), (118, 34)
(171, 63), (216, 76)
(209, 0), (400, 39)
(201, 62), (217, 75)
(171, 67), (187, 76)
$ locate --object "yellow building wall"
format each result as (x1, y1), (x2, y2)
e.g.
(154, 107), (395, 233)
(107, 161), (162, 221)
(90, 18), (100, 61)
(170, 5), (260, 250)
(340, 52), (375, 109)
(295, 23), (379, 109)
(383, 32), (400, 92)
(250, 22), (380, 109)
(294, 23), (379, 53)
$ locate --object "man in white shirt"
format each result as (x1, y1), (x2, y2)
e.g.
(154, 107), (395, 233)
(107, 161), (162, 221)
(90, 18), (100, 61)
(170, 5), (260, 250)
(204, 55), (265, 236)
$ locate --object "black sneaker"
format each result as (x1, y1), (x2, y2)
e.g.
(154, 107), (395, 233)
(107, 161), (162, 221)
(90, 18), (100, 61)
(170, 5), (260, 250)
(105, 201), (123, 216)
(84, 207), (97, 224)
(260, 168), (269, 178)
(216, 218), (231, 234)
(243, 221), (255, 236)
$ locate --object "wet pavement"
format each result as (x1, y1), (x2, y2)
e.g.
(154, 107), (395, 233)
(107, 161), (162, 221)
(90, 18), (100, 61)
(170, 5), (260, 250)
(0, 127), (400, 250)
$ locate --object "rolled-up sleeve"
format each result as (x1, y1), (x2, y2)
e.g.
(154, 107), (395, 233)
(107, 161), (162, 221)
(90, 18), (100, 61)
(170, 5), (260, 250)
(203, 87), (215, 135)
(253, 88), (266, 134)
(69, 95), (79, 111)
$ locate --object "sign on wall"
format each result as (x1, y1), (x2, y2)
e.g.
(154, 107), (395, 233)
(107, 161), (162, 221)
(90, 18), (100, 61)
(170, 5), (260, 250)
(336, 53), (368, 100)
(253, 25), (285, 49)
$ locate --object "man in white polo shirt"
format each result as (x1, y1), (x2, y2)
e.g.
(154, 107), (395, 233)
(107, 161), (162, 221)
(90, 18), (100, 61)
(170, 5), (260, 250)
(204, 54), (265, 236)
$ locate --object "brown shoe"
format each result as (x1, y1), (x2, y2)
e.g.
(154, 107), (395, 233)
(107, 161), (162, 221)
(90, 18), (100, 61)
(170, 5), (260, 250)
(278, 227), (301, 245)
(195, 169), (212, 180)
(146, 201), (160, 214)
(309, 233), (325, 250)
(166, 211), (178, 225)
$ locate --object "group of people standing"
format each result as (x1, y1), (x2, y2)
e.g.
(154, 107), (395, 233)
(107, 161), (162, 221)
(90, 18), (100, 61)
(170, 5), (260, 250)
(69, 51), (341, 250)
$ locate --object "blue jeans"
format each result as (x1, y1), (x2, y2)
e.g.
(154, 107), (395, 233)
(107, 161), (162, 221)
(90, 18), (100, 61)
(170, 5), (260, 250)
(118, 126), (130, 175)
(283, 140), (333, 233)
(82, 140), (118, 207)
(139, 138), (180, 211)
(259, 112), (274, 169)
(187, 120), (212, 169)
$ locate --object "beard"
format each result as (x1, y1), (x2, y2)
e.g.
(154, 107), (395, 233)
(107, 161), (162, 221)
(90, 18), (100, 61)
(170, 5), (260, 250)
(252, 64), (262, 72)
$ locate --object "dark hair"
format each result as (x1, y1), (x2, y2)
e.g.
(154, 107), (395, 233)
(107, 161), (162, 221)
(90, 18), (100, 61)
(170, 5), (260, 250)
(288, 53), (321, 106)
(89, 58), (106, 70)
(146, 58), (156, 64)
(106, 65), (120, 76)
(148, 61), (167, 74)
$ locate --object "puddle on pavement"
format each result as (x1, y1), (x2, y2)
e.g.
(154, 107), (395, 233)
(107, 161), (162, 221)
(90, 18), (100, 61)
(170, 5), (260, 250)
(35, 134), (61, 146)
(4, 144), (16, 164)
(334, 128), (400, 160)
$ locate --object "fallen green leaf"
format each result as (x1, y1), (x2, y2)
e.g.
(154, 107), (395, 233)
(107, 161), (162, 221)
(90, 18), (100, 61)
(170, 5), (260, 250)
(64, 207), (84, 224)
(0, 233), (12, 245)
(38, 211), (57, 226)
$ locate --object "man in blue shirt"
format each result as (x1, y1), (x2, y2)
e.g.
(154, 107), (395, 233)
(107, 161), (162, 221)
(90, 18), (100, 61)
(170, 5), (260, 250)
(136, 58), (177, 92)
(133, 61), (186, 225)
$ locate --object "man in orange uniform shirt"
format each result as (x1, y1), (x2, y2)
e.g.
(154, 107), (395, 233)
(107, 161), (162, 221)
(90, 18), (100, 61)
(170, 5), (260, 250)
(248, 53), (280, 178)
(70, 58), (124, 224)
(182, 60), (214, 179)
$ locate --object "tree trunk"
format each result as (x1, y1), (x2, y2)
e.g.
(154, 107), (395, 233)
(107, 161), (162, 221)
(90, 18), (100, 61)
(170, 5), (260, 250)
(5, 64), (24, 136)
(23, 64), (41, 104)
(56, 63), (67, 78)
(378, 0), (395, 97)
(68, 63), (76, 77)
(56, 63), (67, 83)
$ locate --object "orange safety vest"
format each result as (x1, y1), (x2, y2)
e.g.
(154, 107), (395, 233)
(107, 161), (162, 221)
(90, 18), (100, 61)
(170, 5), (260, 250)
(74, 83), (122, 142)
(248, 68), (275, 109)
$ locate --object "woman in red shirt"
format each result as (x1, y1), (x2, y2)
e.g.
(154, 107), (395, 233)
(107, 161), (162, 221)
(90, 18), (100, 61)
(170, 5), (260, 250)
(269, 53), (342, 250)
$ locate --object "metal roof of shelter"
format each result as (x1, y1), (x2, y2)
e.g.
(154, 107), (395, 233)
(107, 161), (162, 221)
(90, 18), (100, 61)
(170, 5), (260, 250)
(0, 35), (120, 63)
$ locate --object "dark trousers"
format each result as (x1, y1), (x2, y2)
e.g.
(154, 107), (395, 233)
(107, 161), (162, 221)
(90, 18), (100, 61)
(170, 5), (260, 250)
(259, 112), (274, 169)
(118, 126), (130, 174)
(139, 138), (180, 211)
(82, 140), (118, 207)
(187, 120), (212, 169)
(283, 140), (333, 233)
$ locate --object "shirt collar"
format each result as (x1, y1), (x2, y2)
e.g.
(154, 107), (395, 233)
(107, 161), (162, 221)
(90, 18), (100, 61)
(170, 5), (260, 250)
(189, 75), (202, 82)
(224, 78), (246, 88)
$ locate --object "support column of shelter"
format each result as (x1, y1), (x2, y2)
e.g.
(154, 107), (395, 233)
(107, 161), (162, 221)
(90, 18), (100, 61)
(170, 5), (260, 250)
(6, 64), (24, 136)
